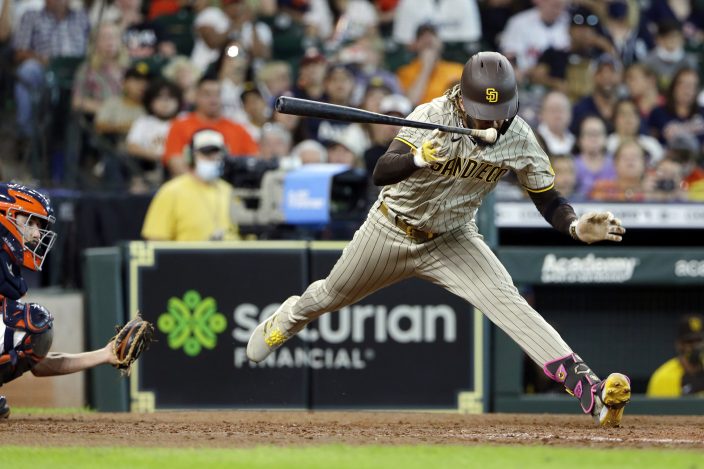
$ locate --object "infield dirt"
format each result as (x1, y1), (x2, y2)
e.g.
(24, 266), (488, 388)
(1, 412), (703, 449)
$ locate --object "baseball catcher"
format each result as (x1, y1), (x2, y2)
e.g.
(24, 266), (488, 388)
(247, 52), (630, 427)
(0, 183), (153, 419)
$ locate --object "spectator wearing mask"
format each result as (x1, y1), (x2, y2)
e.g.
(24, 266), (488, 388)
(126, 79), (183, 188)
(647, 314), (704, 397)
(12, 0), (90, 139)
(163, 75), (259, 176)
(396, 23), (463, 105)
(642, 20), (698, 92)
(142, 128), (240, 241)
(537, 91), (575, 157)
(72, 21), (128, 118)
(590, 139), (648, 201)
(607, 98), (664, 164)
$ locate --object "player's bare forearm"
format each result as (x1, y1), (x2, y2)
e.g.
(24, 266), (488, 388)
(373, 139), (418, 186)
(31, 343), (117, 377)
(528, 187), (577, 236)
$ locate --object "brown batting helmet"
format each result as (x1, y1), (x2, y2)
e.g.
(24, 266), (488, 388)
(461, 51), (519, 122)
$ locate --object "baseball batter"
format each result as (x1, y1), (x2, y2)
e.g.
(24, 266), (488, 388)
(248, 52), (631, 426)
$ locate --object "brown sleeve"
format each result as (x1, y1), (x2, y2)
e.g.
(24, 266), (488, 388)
(372, 139), (418, 186)
(528, 187), (578, 236)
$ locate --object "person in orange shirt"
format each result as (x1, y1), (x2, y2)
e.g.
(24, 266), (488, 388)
(396, 23), (464, 105)
(163, 75), (259, 176)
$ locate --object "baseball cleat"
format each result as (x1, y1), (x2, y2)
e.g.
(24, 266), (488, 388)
(0, 396), (10, 420)
(246, 296), (300, 363)
(593, 373), (631, 427)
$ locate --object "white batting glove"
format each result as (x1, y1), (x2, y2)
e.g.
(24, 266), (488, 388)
(413, 129), (450, 168)
(570, 211), (626, 244)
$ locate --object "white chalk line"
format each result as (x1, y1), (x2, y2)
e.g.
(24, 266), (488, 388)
(446, 431), (702, 445)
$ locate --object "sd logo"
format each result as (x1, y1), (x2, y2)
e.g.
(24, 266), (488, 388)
(485, 88), (498, 103)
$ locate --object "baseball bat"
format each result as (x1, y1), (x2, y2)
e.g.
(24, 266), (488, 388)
(275, 96), (498, 144)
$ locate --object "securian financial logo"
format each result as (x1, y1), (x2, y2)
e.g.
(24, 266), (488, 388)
(485, 87), (498, 103)
(157, 290), (227, 357)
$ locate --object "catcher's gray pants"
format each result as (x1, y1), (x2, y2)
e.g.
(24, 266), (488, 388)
(280, 204), (572, 366)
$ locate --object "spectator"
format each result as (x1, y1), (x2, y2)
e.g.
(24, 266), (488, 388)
(598, 0), (652, 67)
(498, 0), (570, 76)
(151, 0), (196, 57)
(126, 79), (183, 188)
(624, 62), (663, 123)
(94, 62), (150, 141)
(364, 93), (412, 174)
(304, 63), (363, 144)
(648, 66), (704, 147)
(537, 91), (575, 157)
(646, 156), (688, 202)
(327, 0), (379, 49)
(573, 115), (615, 197)
(292, 47), (327, 101)
(259, 122), (292, 161)
(570, 54), (622, 135)
(644, 0), (704, 47)
(161, 55), (202, 109)
(550, 154), (577, 198)
(607, 98), (664, 164)
(647, 314), (704, 397)
(142, 128), (240, 241)
(163, 75), (259, 176)
(291, 139), (328, 165)
(664, 133), (704, 200)
(12, 0), (90, 139)
(338, 36), (401, 102)
(396, 24), (464, 105)
(532, 7), (614, 101)
(326, 129), (364, 168)
(256, 60), (292, 106)
(216, 41), (250, 124)
(271, 108), (309, 144)
(590, 140), (648, 201)
(642, 20), (698, 92)
(392, 0), (481, 46)
(239, 83), (269, 142)
(190, 0), (271, 73)
(72, 22), (128, 118)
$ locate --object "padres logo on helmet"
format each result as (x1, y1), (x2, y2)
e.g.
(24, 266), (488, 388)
(485, 88), (499, 103)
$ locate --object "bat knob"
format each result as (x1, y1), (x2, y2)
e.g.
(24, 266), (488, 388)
(484, 127), (498, 144)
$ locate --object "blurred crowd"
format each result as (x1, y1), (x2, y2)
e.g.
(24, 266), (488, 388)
(1, 0), (704, 206)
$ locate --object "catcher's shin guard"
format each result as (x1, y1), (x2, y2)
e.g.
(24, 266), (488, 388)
(0, 396), (9, 419)
(544, 354), (631, 427)
(246, 296), (300, 363)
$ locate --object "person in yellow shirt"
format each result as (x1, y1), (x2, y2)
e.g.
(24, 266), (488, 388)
(396, 23), (464, 106)
(141, 129), (240, 241)
(647, 314), (704, 397)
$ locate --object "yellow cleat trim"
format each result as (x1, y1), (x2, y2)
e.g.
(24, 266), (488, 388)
(264, 329), (287, 348)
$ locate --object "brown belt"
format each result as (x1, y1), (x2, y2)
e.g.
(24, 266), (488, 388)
(378, 201), (437, 243)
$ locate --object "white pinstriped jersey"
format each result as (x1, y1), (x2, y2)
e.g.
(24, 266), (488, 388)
(380, 95), (554, 233)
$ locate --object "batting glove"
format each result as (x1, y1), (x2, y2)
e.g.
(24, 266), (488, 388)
(570, 211), (626, 244)
(413, 129), (450, 168)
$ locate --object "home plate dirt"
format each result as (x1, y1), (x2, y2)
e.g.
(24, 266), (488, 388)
(1, 412), (702, 449)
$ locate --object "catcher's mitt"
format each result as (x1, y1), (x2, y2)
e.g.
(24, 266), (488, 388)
(112, 313), (154, 375)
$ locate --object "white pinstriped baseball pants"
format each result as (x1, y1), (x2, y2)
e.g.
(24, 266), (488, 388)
(280, 202), (572, 366)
